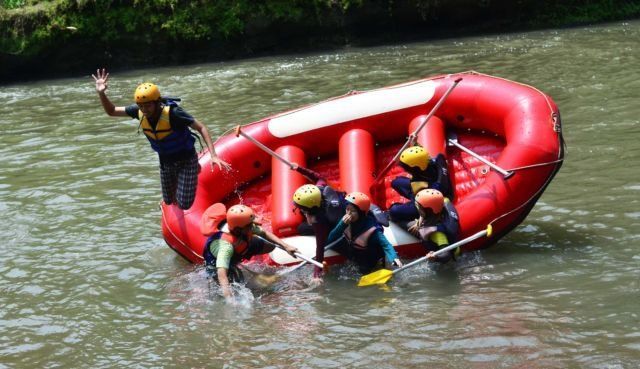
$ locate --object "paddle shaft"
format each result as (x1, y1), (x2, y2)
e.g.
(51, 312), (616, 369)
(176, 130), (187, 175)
(391, 228), (488, 276)
(280, 235), (345, 274)
(255, 236), (324, 269)
(235, 126), (295, 169)
(373, 77), (463, 183)
(447, 139), (514, 179)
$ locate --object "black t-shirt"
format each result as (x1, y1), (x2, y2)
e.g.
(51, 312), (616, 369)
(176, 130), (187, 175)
(126, 104), (197, 163)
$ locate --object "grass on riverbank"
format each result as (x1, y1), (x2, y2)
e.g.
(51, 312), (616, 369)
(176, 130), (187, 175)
(1, 0), (639, 82)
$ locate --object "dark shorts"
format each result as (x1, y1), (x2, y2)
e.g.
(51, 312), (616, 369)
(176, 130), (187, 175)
(160, 154), (200, 210)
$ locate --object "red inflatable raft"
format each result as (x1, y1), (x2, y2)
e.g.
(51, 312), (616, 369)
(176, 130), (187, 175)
(161, 71), (564, 266)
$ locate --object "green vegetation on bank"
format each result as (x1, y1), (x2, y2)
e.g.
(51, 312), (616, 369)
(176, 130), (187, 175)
(1, 0), (639, 82)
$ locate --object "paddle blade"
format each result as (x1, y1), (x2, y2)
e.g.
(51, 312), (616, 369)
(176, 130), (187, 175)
(358, 269), (393, 287)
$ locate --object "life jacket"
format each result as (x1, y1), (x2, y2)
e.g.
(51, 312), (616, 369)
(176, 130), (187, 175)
(139, 103), (195, 155)
(343, 225), (377, 250)
(410, 154), (454, 200)
(203, 231), (253, 267)
(437, 199), (460, 242)
(320, 185), (346, 225)
(419, 199), (460, 259)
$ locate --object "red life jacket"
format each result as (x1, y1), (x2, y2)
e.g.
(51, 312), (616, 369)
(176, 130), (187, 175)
(219, 232), (251, 257)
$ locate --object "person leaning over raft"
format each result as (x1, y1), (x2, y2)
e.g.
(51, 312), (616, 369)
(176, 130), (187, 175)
(326, 192), (403, 274)
(388, 145), (453, 223)
(291, 164), (347, 278)
(406, 189), (460, 263)
(92, 68), (230, 210)
(201, 204), (298, 300)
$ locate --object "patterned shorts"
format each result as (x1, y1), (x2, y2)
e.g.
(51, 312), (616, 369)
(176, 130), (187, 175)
(160, 154), (200, 210)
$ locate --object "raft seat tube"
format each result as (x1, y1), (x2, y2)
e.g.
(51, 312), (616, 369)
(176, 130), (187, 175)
(409, 115), (446, 158)
(271, 145), (306, 237)
(339, 129), (375, 197)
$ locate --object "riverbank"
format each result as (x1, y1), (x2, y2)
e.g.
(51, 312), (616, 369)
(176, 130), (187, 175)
(1, 0), (639, 84)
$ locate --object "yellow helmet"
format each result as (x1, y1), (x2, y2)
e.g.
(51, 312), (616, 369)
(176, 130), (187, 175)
(134, 83), (161, 103)
(400, 146), (430, 171)
(292, 184), (322, 209)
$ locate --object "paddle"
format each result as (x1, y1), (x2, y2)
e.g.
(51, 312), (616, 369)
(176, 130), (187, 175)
(372, 77), (463, 186)
(278, 235), (345, 275)
(357, 224), (493, 287)
(235, 125), (296, 169)
(254, 236), (324, 269)
(447, 132), (514, 179)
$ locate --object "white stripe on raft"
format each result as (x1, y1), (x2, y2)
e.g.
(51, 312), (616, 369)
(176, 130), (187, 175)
(269, 222), (420, 265)
(268, 80), (437, 138)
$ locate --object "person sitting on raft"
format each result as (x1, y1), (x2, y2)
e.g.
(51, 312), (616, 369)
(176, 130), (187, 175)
(291, 164), (346, 278)
(388, 145), (453, 224)
(291, 164), (389, 278)
(201, 204), (298, 300)
(326, 192), (402, 274)
(405, 189), (460, 263)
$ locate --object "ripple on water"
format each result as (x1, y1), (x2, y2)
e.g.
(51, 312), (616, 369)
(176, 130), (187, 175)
(1, 21), (640, 369)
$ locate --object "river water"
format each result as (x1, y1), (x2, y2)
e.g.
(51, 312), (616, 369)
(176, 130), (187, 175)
(1, 20), (639, 368)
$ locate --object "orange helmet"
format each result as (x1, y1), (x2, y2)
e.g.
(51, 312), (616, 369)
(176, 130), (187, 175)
(414, 189), (444, 214)
(134, 82), (161, 103)
(345, 192), (371, 213)
(226, 204), (255, 230)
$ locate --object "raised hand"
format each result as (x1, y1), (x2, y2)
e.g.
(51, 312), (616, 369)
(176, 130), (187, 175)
(92, 68), (109, 94)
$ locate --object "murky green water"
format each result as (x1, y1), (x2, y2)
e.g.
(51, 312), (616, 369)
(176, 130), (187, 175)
(1, 20), (639, 368)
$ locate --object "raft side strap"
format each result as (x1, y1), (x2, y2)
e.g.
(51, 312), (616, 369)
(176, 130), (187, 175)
(488, 158), (564, 228)
(507, 158), (565, 172)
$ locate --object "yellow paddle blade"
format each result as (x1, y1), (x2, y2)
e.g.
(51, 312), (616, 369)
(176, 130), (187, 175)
(357, 268), (393, 287)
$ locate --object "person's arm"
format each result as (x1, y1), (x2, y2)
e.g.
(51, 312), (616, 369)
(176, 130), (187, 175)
(373, 230), (401, 265)
(261, 229), (298, 255)
(189, 119), (231, 171)
(214, 241), (235, 299)
(92, 68), (128, 117)
(327, 219), (348, 244)
(312, 222), (330, 277)
(217, 267), (233, 299)
(291, 164), (327, 186)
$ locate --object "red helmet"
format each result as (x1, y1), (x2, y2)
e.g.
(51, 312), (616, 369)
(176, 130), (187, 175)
(345, 192), (371, 213)
(414, 189), (444, 214)
(226, 204), (255, 230)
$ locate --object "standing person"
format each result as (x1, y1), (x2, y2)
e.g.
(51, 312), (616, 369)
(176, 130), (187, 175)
(201, 204), (298, 300)
(326, 192), (402, 274)
(92, 68), (230, 210)
(388, 145), (453, 223)
(405, 189), (460, 263)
